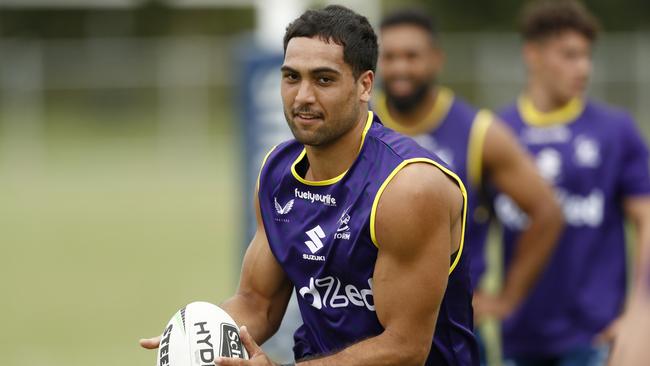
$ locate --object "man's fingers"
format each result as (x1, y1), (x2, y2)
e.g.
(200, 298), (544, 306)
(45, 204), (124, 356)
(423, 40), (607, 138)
(139, 336), (161, 349)
(215, 357), (249, 366)
(239, 326), (262, 355)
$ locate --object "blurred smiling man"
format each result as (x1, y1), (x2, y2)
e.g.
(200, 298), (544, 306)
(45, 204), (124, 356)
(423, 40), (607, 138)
(376, 10), (563, 323)
(494, 1), (650, 364)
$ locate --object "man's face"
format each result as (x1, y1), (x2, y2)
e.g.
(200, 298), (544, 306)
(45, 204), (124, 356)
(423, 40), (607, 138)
(526, 30), (592, 102)
(281, 37), (371, 147)
(379, 24), (443, 112)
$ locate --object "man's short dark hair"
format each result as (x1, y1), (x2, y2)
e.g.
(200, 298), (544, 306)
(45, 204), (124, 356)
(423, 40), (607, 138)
(520, 0), (600, 42)
(380, 9), (438, 41)
(283, 5), (378, 79)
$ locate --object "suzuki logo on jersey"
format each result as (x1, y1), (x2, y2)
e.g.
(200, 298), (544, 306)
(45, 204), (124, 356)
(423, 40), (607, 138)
(299, 276), (375, 311)
(335, 206), (352, 240)
(274, 197), (294, 215)
(295, 188), (337, 206)
(304, 225), (326, 254)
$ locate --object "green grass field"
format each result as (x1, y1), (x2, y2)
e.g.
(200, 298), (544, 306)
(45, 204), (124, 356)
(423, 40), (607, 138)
(0, 127), (241, 365)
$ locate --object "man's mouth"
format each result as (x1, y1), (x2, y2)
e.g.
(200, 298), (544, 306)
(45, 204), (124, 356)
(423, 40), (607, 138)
(294, 112), (323, 121)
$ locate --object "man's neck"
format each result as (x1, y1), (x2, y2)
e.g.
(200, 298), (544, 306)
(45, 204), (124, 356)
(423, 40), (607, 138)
(525, 82), (575, 112)
(387, 87), (438, 127)
(304, 110), (369, 182)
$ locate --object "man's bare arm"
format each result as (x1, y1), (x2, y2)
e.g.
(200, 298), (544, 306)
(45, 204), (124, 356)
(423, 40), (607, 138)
(141, 192), (293, 348)
(624, 197), (650, 278)
(594, 196), (650, 345)
(608, 197), (650, 365)
(477, 118), (564, 318)
(220, 193), (294, 344)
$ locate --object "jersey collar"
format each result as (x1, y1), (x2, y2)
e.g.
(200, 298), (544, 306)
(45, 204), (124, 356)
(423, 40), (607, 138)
(518, 95), (585, 126)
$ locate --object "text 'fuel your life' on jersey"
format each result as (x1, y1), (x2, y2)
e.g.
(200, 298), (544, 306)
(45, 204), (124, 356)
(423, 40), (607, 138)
(257, 112), (479, 366)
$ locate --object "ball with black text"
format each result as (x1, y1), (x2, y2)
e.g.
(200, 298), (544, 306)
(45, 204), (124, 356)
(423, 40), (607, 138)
(157, 301), (249, 366)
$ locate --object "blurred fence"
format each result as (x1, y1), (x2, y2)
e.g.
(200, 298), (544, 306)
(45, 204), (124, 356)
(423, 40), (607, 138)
(2, 32), (650, 198)
(1, 32), (649, 140)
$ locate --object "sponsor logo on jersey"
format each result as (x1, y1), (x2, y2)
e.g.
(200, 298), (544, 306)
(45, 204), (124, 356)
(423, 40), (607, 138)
(274, 197), (294, 215)
(495, 188), (604, 229)
(335, 206), (352, 240)
(220, 323), (245, 359)
(573, 135), (601, 168)
(304, 225), (326, 254)
(299, 276), (375, 311)
(294, 188), (337, 206)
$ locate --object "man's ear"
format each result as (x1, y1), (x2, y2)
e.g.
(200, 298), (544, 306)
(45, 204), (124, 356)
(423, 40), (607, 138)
(358, 70), (374, 103)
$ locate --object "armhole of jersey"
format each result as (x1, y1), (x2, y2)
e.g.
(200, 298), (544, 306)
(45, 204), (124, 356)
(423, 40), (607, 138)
(256, 145), (278, 191)
(467, 109), (493, 188)
(369, 157), (469, 275)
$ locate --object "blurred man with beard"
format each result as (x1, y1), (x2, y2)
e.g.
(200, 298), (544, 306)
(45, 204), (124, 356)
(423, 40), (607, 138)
(494, 1), (650, 364)
(376, 10), (563, 326)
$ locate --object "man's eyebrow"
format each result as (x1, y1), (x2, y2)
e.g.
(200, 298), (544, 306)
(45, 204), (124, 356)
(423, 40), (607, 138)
(280, 65), (342, 76)
(280, 65), (297, 73)
(311, 67), (341, 75)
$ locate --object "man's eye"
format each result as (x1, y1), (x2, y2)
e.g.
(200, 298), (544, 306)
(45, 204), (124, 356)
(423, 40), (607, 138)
(318, 77), (333, 84)
(285, 73), (299, 81)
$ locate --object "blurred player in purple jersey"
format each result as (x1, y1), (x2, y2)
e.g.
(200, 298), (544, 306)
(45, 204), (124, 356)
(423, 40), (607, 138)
(375, 10), (563, 323)
(494, 1), (650, 365)
(142, 5), (479, 365)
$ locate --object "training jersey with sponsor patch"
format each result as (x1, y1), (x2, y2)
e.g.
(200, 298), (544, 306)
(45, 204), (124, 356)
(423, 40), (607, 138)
(375, 87), (493, 287)
(258, 111), (479, 365)
(496, 97), (650, 358)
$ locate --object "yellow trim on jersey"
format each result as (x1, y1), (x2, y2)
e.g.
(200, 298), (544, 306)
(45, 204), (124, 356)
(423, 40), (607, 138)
(518, 95), (584, 126)
(369, 158), (468, 275)
(375, 87), (454, 136)
(256, 145), (277, 189)
(290, 111), (374, 186)
(467, 109), (493, 188)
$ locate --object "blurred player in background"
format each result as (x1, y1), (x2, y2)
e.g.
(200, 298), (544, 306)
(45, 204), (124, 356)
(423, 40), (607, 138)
(143, 5), (479, 365)
(493, 1), (650, 364)
(375, 10), (563, 323)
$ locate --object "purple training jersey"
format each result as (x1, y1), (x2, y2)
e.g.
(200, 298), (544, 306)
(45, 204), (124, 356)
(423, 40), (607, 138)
(375, 87), (494, 288)
(258, 112), (479, 365)
(496, 97), (650, 358)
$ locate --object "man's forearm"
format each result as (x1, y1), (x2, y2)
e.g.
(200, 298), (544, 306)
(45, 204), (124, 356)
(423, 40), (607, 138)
(220, 293), (279, 345)
(297, 330), (429, 366)
(501, 203), (563, 311)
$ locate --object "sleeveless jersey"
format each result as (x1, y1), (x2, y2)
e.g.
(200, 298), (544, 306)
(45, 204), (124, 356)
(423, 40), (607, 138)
(258, 112), (479, 365)
(496, 97), (650, 357)
(375, 87), (493, 288)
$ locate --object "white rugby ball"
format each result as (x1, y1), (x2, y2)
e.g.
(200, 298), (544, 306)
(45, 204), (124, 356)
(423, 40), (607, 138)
(157, 301), (249, 366)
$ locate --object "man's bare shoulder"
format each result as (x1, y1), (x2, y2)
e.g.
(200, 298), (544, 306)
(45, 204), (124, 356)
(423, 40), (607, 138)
(374, 162), (464, 251)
